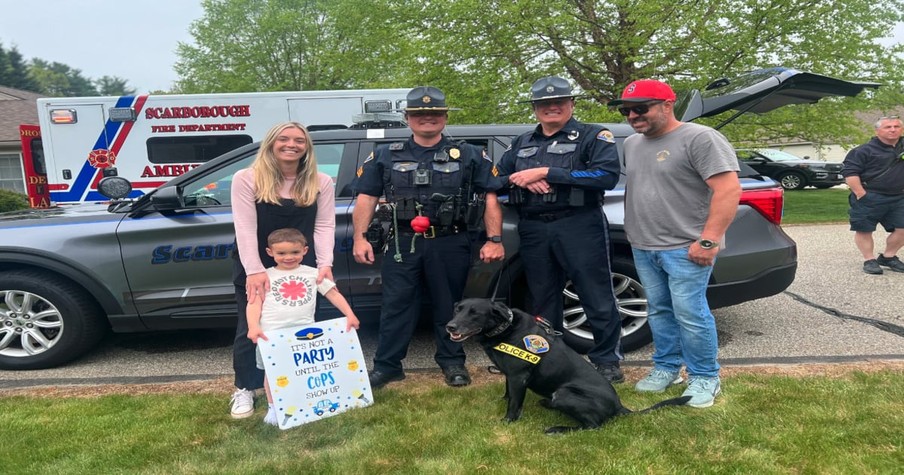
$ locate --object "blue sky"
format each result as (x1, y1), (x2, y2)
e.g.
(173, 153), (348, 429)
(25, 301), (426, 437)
(0, 0), (204, 92)
(0, 1), (901, 94)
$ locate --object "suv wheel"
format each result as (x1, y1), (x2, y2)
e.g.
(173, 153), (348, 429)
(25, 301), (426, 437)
(0, 270), (107, 370)
(560, 257), (651, 353)
(777, 171), (806, 190)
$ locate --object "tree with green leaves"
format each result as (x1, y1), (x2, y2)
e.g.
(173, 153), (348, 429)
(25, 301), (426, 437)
(94, 76), (136, 96)
(27, 59), (97, 97)
(175, 0), (409, 93)
(175, 0), (904, 146)
(389, 0), (904, 144)
(0, 43), (40, 92)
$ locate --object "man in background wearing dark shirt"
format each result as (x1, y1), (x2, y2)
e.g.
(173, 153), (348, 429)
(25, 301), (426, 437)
(841, 116), (904, 275)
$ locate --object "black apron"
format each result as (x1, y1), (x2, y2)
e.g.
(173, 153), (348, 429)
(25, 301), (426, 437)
(232, 198), (317, 285)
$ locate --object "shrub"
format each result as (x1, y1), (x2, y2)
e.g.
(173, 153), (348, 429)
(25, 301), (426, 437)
(0, 189), (29, 213)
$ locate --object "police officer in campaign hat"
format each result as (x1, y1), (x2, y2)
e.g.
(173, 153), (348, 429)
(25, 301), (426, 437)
(494, 76), (625, 382)
(352, 86), (504, 388)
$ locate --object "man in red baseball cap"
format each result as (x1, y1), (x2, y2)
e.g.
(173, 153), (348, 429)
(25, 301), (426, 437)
(607, 79), (678, 137)
(611, 78), (741, 408)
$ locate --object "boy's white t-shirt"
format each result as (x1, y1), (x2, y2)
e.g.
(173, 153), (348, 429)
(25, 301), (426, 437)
(260, 265), (336, 332)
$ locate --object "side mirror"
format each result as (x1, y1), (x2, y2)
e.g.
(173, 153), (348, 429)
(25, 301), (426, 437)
(150, 186), (185, 209)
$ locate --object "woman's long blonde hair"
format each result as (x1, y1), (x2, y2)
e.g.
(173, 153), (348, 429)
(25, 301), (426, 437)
(250, 122), (319, 207)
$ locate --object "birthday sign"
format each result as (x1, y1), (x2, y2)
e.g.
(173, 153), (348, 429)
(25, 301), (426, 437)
(257, 317), (373, 430)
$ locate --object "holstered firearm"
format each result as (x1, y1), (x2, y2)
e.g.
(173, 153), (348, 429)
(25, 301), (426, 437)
(365, 219), (385, 248)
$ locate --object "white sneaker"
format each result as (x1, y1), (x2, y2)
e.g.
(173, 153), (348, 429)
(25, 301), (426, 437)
(263, 407), (278, 426)
(682, 376), (721, 408)
(635, 368), (683, 392)
(230, 388), (255, 419)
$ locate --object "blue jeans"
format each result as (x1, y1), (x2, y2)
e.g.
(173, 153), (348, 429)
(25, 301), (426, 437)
(632, 247), (720, 377)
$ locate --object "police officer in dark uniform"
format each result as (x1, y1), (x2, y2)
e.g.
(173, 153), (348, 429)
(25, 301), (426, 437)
(352, 86), (504, 388)
(494, 76), (624, 383)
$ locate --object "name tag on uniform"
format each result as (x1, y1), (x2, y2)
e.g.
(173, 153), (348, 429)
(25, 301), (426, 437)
(432, 162), (461, 173)
(392, 162), (418, 172)
(547, 143), (577, 154)
(517, 147), (539, 158)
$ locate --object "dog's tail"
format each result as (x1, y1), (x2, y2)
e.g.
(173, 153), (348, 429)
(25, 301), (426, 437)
(633, 395), (692, 414)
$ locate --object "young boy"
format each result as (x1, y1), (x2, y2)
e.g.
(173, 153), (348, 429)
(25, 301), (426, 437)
(246, 228), (360, 426)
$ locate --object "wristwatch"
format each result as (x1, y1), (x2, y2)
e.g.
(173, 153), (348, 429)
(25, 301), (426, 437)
(487, 235), (503, 243)
(698, 239), (720, 250)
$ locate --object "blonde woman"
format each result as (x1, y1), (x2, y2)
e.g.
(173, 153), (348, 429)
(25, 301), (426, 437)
(229, 122), (336, 418)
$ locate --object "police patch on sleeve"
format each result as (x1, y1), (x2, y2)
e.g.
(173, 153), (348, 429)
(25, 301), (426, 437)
(482, 149), (491, 162)
(491, 165), (499, 177)
(356, 166), (364, 177)
(596, 130), (615, 143)
(523, 334), (550, 354)
(363, 152), (374, 163)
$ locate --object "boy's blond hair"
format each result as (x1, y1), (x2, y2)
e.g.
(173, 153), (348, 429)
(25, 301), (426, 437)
(267, 228), (308, 247)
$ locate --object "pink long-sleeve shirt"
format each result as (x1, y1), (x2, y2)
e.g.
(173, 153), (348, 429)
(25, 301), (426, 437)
(231, 168), (335, 276)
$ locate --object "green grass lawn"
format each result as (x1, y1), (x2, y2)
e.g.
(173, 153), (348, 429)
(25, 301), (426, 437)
(2, 367), (902, 474)
(781, 188), (850, 225)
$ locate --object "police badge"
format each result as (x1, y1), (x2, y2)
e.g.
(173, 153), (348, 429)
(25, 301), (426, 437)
(523, 334), (550, 354)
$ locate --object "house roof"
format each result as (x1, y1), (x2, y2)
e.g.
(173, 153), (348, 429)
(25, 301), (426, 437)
(0, 85), (42, 147)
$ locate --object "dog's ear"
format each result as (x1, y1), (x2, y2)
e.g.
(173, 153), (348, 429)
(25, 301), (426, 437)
(490, 301), (512, 322)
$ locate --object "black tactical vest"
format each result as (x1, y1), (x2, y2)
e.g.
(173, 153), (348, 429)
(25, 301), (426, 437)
(383, 141), (472, 224)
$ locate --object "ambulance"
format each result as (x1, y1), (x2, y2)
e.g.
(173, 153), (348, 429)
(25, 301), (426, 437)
(21, 88), (409, 206)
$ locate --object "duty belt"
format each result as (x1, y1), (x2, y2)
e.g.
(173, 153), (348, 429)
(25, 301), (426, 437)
(521, 207), (595, 223)
(397, 224), (466, 238)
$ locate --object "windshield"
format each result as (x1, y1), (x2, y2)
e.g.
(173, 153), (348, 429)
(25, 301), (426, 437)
(756, 149), (803, 162)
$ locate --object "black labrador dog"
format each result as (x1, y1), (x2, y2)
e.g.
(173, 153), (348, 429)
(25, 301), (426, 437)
(447, 298), (690, 434)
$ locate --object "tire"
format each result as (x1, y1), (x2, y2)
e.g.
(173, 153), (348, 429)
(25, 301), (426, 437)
(0, 270), (107, 370)
(777, 171), (806, 190)
(559, 256), (652, 354)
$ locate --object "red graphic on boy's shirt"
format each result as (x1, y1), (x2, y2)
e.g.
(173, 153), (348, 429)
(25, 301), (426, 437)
(279, 280), (309, 300)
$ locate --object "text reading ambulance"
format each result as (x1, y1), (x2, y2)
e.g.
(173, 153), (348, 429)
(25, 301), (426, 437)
(22, 88), (409, 206)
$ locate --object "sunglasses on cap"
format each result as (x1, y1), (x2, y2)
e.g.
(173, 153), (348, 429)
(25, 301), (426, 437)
(617, 100), (664, 117)
(878, 115), (900, 120)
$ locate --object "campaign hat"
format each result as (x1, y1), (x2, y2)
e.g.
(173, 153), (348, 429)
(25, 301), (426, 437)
(520, 76), (578, 103)
(607, 79), (677, 106)
(403, 86), (461, 111)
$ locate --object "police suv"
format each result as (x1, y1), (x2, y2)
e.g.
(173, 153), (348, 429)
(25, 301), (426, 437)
(0, 68), (877, 370)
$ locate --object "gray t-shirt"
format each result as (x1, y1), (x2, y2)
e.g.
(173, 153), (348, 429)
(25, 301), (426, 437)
(624, 122), (739, 250)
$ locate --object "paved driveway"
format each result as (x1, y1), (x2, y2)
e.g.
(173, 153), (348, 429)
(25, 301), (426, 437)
(2, 224), (902, 389)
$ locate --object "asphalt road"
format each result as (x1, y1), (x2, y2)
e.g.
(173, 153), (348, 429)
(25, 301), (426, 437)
(2, 224), (903, 389)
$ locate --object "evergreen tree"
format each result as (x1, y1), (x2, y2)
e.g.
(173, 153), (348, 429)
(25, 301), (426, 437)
(0, 43), (40, 91)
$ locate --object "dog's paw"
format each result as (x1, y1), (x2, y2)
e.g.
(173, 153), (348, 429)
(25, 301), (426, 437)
(538, 398), (553, 409)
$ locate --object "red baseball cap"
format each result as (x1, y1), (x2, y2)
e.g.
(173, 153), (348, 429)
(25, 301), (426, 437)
(607, 79), (676, 106)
